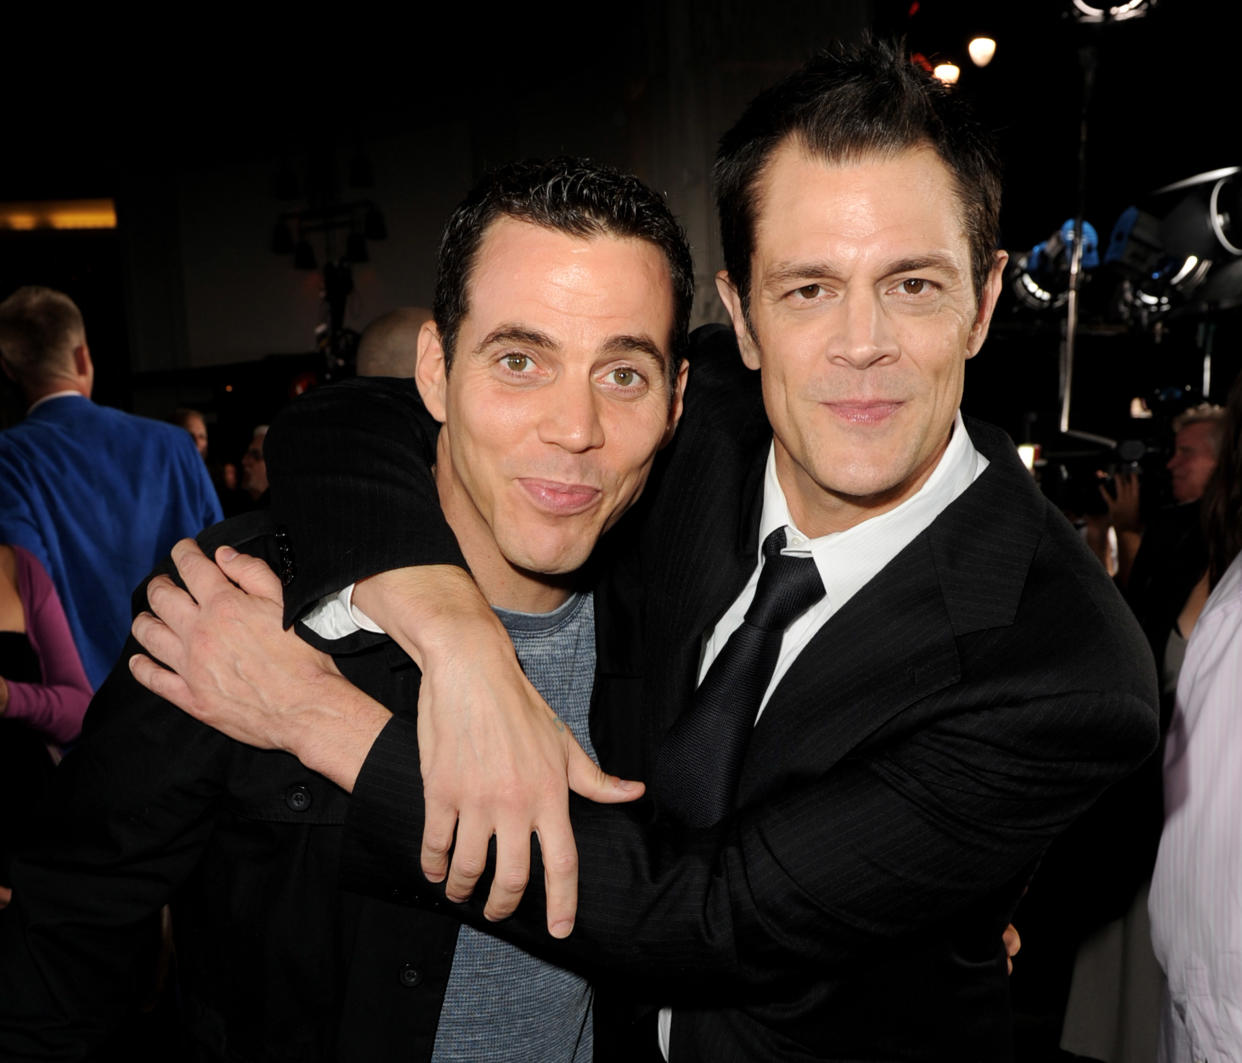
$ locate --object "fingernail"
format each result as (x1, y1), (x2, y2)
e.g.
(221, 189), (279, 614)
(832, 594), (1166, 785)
(551, 919), (574, 939)
(617, 778), (641, 791)
(127, 654), (141, 672)
(218, 545), (238, 561)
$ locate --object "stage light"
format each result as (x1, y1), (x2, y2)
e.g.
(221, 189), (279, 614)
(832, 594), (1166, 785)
(1011, 219), (1100, 310)
(933, 61), (960, 85)
(1070, 0), (1155, 22)
(968, 37), (996, 67)
(1107, 167), (1242, 320)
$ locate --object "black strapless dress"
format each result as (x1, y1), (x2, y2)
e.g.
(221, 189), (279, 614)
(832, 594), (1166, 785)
(1, 629), (58, 886)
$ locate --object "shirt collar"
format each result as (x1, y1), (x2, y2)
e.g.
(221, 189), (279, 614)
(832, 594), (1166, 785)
(758, 411), (988, 610)
(27, 390), (85, 414)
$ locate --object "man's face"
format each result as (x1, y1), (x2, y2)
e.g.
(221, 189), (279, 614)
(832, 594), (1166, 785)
(1167, 421), (1219, 503)
(241, 433), (268, 497)
(418, 217), (686, 611)
(185, 414), (208, 458)
(717, 142), (1006, 536)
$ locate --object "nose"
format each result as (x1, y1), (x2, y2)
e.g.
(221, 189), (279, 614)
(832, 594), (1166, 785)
(827, 289), (900, 369)
(537, 376), (606, 452)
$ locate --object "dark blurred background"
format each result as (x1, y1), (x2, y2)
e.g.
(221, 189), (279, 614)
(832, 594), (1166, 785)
(1, 0), (1235, 493)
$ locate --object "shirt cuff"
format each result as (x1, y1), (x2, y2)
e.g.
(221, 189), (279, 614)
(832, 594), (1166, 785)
(301, 584), (385, 640)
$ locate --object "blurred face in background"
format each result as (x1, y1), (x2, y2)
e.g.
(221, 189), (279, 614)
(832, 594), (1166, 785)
(1167, 421), (1219, 504)
(183, 413), (208, 458)
(241, 432), (268, 499)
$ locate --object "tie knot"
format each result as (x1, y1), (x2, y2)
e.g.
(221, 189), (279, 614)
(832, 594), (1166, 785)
(745, 527), (824, 631)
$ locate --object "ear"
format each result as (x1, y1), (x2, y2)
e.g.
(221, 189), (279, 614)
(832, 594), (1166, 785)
(966, 250), (1008, 359)
(715, 271), (762, 371)
(71, 344), (94, 397)
(660, 360), (690, 449)
(414, 320), (449, 423)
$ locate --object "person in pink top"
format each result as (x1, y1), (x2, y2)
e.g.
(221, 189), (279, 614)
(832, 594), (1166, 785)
(0, 542), (92, 906)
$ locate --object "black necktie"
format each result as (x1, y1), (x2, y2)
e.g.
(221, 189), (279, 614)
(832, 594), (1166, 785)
(653, 527), (825, 827)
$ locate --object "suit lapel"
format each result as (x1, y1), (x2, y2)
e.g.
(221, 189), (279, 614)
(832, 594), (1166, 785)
(740, 534), (962, 802)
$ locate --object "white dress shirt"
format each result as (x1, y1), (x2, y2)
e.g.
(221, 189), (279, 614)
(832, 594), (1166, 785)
(1149, 554), (1242, 1063)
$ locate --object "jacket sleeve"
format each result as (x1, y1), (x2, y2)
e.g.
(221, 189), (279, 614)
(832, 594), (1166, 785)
(265, 377), (467, 627)
(340, 671), (1157, 997)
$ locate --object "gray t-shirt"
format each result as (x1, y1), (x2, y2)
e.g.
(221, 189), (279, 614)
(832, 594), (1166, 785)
(430, 591), (597, 1063)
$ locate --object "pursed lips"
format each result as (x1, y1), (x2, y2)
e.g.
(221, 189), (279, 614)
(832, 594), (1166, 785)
(517, 477), (604, 515)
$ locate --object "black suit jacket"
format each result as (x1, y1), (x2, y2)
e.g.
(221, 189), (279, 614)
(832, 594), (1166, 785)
(264, 327), (1159, 1061)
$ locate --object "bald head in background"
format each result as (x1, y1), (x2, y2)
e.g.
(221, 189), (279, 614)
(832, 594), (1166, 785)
(355, 307), (433, 378)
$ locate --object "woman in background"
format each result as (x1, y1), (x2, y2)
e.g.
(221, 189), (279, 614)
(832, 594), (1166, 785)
(0, 543), (92, 906)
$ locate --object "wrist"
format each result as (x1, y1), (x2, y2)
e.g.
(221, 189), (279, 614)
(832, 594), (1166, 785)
(284, 671), (392, 792)
(354, 565), (503, 670)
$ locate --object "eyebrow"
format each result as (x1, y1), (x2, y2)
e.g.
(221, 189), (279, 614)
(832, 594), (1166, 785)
(763, 253), (964, 288)
(599, 333), (668, 367)
(473, 326), (556, 354)
(473, 325), (669, 368)
(881, 254), (963, 279)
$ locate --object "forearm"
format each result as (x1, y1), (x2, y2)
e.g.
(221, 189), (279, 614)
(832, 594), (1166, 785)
(341, 688), (1156, 989)
(1, 678), (90, 745)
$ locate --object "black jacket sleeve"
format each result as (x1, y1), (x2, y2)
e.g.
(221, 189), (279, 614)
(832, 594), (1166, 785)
(265, 377), (467, 627)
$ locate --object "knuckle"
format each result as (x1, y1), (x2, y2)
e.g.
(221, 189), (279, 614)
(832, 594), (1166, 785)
(496, 868), (530, 895)
(422, 834), (452, 854)
(453, 855), (486, 878)
(545, 848), (579, 876)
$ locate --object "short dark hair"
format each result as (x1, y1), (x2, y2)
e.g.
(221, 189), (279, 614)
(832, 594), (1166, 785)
(714, 38), (1003, 317)
(433, 158), (694, 379)
(0, 286), (86, 388)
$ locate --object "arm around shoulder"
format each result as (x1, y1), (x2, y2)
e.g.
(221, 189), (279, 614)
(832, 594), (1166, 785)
(265, 378), (465, 626)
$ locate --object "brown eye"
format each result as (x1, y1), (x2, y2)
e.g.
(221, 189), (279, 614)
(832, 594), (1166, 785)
(796, 284), (821, 299)
(902, 279), (928, 295)
(606, 367), (644, 390)
(503, 354), (533, 372)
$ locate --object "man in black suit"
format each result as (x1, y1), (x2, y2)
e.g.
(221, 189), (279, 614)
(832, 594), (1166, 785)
(130, 42), (1158, 1059)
